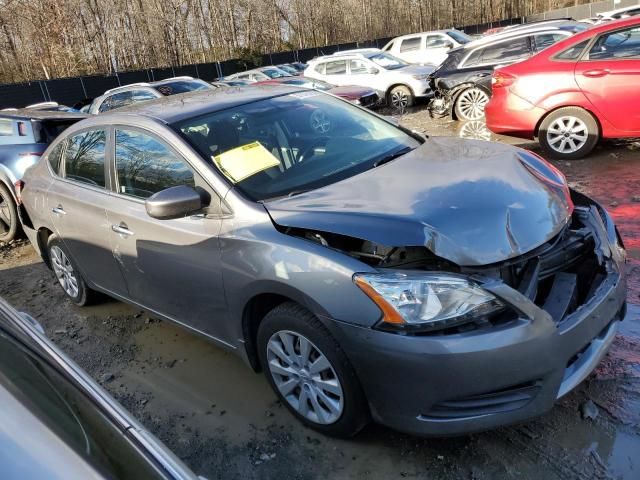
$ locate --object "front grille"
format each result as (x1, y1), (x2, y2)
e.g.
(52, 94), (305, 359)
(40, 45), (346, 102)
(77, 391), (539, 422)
(422, 381), (541, 420)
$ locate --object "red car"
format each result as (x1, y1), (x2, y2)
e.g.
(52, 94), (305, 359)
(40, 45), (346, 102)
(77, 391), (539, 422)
(252, 77), (380, 108)
(485, 17), (640, 159)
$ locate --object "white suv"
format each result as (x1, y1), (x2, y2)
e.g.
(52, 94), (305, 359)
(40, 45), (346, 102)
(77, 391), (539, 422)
(382, 30), (473, 66)
(304, 50), (434, 108)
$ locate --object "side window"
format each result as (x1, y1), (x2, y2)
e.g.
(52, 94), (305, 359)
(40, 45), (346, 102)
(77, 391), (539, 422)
(107, 91), (134, 111)
(555, 40), (589, 60)
(0, 119), (13, 136)
(400, 36), (422, 52)
(97, 97), (112, 113)
(325, 60), (347, 75)
(63, 130), (107, 187)
(426, 35), (449, 48)
(115, 129), (195, 199)
(588, 26), (640, 60)
(463, 48), (484, 67)
(129, 90), (157, 103)
(480, 37), (530, 64)
(47, 141), (65, 175)
(533, 33), (567, 53)
(350, 59), (370, 74)
(314, 63), (326, 74)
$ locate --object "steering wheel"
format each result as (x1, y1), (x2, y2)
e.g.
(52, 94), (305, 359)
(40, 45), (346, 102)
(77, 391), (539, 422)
(309, 109), (332, 134)
(297, 137), (329, 164)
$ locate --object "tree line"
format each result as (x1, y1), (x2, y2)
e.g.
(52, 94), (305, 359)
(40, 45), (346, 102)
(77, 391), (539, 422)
(0, 0), (586, 84)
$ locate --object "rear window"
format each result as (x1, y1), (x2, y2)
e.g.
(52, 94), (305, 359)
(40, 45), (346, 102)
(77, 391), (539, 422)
(0, 119), (13, 136)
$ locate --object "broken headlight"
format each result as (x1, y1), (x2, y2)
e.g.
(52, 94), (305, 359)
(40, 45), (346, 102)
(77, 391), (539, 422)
(354, 272), (504, 333)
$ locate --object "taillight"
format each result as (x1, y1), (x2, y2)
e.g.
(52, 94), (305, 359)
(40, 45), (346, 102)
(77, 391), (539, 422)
(14, 180), (24, 205)
(491, 71), (516, 88)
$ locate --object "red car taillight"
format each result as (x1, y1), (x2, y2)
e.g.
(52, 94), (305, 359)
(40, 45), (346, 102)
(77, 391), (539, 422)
(491, 71), (516, 88)
(14, 180), (24, 205)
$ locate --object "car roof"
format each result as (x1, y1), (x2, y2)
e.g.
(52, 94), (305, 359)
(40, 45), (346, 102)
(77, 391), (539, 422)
(102, 76), (198, 96)
(97, 85), (303, 124)
(0, 109), (88, 121)
(464, 26), (573, 48)
(389, 29), (461, 40)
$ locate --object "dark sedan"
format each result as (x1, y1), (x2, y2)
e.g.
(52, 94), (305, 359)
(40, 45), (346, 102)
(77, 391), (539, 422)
(21, 86), (626, 438)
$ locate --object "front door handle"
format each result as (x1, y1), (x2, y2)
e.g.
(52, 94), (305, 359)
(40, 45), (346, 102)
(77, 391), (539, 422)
(111, 223), (134, 237)
(52, 206), (66, 215)
(582, 69), (610, 78)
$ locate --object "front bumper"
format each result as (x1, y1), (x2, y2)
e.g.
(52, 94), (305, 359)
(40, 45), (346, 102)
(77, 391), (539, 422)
(324, 201), (627, 437)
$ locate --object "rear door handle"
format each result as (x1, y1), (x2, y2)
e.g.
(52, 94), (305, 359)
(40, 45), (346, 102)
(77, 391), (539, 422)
(582, 69), (610, 78)
(52, 206), (66, 215)
(111, 224), (134, 237)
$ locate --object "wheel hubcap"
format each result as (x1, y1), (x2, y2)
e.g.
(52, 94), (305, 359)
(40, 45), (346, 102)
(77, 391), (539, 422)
(266, 330), (344, 425)
(391, 91), (409, 108)
(50, 246), (79, 298)
(457, 88), (489, 121)
(546, 116), (589, 154)
(0, 194), (11, 235)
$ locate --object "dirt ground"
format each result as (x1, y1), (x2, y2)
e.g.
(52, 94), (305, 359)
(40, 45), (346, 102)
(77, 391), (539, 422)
(1, 111), (639, 480)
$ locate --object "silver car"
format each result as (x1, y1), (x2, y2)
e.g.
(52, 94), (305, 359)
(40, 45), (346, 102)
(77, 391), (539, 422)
(20, 86), (626, 438)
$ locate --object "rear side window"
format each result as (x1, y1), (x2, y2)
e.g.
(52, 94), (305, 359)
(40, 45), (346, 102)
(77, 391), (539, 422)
(47, 141), (65, 175)
(115, 129), (195, 199)
(349, 59), (370, 74)
(555, 40), (590, 60)
(481, 37), (530, 64)
(0, 119), (13, 136)
(325, 60), (347, 75)
(100, 91), (133, 113)
(400, 36), (422, 52)
(588, 26), (640, 60)
(426, 35), (450, 48)
(314, 63), (326, 74)
(533, 33), (567, 53)
(63, 130), (107, 187)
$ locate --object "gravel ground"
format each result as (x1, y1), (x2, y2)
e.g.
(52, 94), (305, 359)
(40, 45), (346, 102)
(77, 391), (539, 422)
(1, 111), (639, 480)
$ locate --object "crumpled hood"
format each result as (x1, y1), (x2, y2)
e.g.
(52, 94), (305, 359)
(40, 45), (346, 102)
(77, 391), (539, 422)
(264, 137), (573, 266)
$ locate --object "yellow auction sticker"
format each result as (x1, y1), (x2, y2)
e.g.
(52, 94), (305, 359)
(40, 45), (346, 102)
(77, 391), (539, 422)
(213, 141), (280, 183)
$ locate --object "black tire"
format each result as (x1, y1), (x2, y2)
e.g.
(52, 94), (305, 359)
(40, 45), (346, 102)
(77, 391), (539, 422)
(538, 107), (599, 160)
(0, 183), (21, 243)
(47, 234), (97, 306)
(257, 302), (369, 437)
(388, 85), (414, 109)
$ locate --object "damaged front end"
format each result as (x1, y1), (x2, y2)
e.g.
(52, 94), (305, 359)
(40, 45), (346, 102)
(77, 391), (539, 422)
(281, 189), (625, 335)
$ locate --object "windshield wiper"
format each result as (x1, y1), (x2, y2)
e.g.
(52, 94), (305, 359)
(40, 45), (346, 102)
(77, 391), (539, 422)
(373, 146), (414, 168)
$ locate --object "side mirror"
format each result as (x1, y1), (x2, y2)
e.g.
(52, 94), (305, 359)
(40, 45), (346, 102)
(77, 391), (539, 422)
(145, 185), (205, 220)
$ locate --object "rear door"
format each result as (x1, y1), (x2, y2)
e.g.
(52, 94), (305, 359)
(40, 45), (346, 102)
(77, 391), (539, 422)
(574, 25), (640, 133)
(103, 126), (227, 340)
(47, 127), (127, 296)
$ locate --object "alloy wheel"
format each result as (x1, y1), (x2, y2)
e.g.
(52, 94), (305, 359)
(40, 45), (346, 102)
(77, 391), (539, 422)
(50, 246), (79, 298)
(266, 330), (344, 425)
(546, 116), (589, 154)
(456, 88), (489, 121)
(0, 193), (11, 235)
(390, 90), (409, 109)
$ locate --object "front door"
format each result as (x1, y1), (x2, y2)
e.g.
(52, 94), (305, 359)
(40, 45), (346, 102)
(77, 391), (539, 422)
(104, 127), (227, 340)
(574, 25), (640, 133)
(48, 128), (127, 296)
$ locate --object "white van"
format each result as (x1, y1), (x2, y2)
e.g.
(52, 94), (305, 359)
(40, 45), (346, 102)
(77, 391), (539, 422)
(382, 29), (472, 66)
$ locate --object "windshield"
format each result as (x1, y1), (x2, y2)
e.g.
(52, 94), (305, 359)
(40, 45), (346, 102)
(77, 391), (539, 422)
(367, 52), (408, 70)
(447, 30), (472, 44)
(173, 92), (419, 201)
(155, 80), (212, 96)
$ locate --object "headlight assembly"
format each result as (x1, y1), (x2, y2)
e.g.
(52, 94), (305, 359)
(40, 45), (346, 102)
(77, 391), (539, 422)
(354, 272), (504, 333)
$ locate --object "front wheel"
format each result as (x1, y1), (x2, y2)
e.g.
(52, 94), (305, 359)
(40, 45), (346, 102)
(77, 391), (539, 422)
(538, 107), (599, 160)
(454, 87), (489, 121)
(257, 302), (369, 437)
(388, 85), (414, 109)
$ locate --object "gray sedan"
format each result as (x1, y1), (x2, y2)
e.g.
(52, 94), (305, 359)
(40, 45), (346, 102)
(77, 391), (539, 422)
(20, 86), (626, 437)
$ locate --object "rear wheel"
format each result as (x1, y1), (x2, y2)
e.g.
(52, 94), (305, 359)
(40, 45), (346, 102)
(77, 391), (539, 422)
(388, 85), (414, 109)
(47, 235), (97, 306)
(257, 302), (369, 437)
(538, 107), (599, 160)
(454, 87), (489, 121)
(0, 183), (20, 243)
